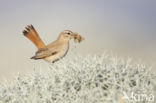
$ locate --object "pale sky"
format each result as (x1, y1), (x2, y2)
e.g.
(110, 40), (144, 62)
(0, 0), (156, 81)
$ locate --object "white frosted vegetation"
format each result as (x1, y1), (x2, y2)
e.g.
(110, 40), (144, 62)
(0, 53), (155, 103)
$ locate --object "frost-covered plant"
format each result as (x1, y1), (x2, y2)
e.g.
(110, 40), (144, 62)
(0, 53), (155, 103)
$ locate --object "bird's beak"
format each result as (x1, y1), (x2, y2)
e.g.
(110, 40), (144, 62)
(71, 32), (84, 43)
(71, 32), (78, 38)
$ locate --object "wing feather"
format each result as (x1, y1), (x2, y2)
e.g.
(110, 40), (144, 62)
(31, 48), (58, 59)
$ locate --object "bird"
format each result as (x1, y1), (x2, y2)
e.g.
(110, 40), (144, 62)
(22, 25), (83, 63)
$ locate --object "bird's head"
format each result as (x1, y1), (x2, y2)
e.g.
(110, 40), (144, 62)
(58, 30), (84, 43)
(58, 30), (77, 40)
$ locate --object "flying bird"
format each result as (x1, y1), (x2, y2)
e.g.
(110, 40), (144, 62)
(22, 25), (83, 63)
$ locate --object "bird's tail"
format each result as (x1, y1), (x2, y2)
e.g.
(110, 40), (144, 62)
(23, 25), (45, 49)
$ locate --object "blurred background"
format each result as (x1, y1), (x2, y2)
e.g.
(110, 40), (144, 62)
(0, 0), (155, 81)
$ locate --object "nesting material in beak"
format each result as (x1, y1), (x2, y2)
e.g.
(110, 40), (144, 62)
(72, 33), (84, 43)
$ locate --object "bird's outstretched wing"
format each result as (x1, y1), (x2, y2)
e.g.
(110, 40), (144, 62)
(31, 48), (58, 59)
(23, 25), (45, 49)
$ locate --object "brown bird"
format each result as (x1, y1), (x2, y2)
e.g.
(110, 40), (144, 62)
(23, 25), (83, 63)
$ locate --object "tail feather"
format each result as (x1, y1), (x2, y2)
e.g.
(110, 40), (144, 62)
(23, 25), (45, 49)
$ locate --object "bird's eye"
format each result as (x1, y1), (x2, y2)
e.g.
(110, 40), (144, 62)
(67, 32), (70, 35)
